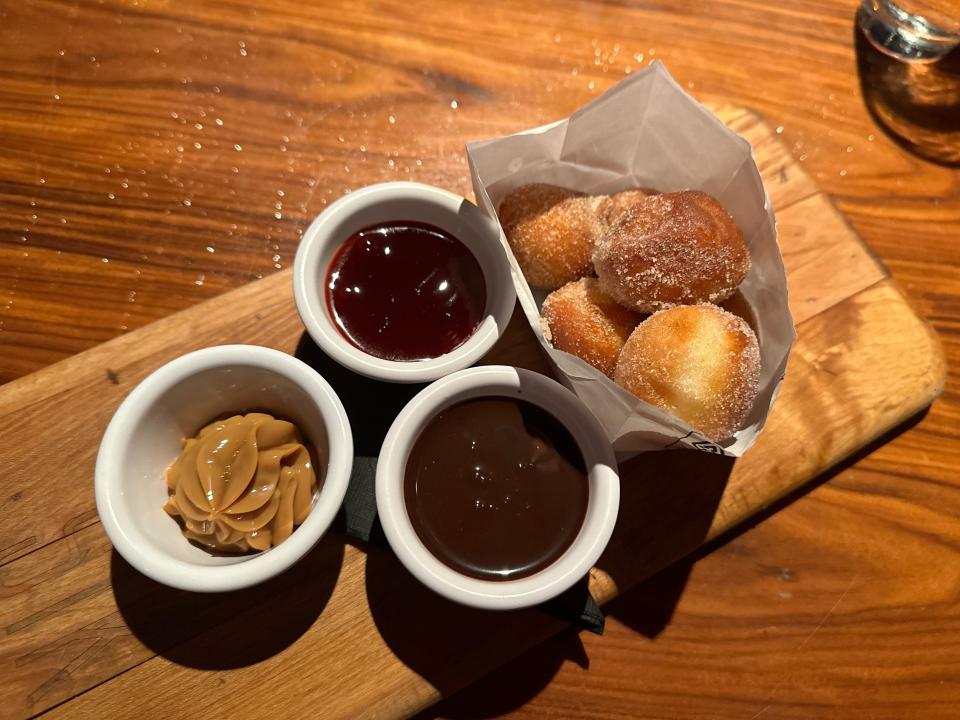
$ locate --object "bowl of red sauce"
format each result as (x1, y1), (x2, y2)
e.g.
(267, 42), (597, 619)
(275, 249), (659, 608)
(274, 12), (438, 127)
(293, 182), (515, 383)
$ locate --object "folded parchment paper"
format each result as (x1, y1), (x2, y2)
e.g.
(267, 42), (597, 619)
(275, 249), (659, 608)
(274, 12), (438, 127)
(466, 62), (794, 457)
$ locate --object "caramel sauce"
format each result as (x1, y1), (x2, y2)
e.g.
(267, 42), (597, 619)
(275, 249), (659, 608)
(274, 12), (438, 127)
(163, 413), (318, 553)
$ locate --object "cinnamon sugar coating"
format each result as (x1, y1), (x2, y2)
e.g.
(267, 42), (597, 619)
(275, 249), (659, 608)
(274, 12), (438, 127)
(542, 277), (643, 377)
(614, 304), (760, 441)
(593, 190), (750, 313)
(595, 188), (657, 228)
(499, 184), (604, 290)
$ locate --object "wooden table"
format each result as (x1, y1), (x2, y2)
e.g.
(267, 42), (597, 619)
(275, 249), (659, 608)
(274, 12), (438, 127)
(1, 1), (957, 717)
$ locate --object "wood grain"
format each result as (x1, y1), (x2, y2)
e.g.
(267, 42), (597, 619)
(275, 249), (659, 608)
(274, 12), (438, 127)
(0, 103), (815, 568)
(10, 278), (939, 720)
(0, 108), (946, 718)
(1, 0), (958, 718)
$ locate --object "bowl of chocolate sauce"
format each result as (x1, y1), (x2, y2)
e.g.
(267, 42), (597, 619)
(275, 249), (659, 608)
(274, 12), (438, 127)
(293, 182), (515, 383)
(377, 366), (619, 610)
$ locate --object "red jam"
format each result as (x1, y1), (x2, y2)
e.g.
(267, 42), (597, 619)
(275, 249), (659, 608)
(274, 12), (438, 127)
(325, 221), (487, 361)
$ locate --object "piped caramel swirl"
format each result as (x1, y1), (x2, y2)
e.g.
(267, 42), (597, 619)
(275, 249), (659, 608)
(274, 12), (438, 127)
(163, 413), (318, 553)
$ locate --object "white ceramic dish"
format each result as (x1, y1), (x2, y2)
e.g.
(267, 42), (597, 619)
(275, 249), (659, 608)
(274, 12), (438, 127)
(292, 181), (515, 384)
(376, 365), (620, 610)
(95, 345), (353, 592)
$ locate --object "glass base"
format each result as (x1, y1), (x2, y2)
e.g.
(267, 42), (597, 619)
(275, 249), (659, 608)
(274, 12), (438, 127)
(858, 0), (960, 62)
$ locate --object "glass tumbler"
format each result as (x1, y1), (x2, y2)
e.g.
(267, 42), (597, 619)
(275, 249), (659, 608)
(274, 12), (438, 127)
(858, 0), (960, 61)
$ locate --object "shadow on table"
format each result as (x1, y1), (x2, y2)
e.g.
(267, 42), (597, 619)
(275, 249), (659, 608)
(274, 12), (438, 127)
(596, 448), (734, 638)
(363, 543), (580, 705)
(361, 447), (733, 715)
(111, 534), (343, 670)
(293, 327), (734, 711)
(419, 408), (931, 719)
(407, 627), (587, 720)
(291, 321), (932, 716)
(855, 6), (960, 166)
(112, 332), (411, 672)
(294, 330), (595, 705)
(408, 446), (732, 720)
(294, 332), (428, 457)
(607, 406), (931, 635)
(294, 331), (426, 544)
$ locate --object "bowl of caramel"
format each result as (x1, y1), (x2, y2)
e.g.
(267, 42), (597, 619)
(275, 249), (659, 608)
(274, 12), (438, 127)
(95, 345), (353, 592)
(376, 365), (619, 609)
(292, 181), (516, 383)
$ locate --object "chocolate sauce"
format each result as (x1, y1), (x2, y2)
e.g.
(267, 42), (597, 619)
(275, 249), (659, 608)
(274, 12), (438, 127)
(404, 397), (589, 581)
(325, 221), (486, 361)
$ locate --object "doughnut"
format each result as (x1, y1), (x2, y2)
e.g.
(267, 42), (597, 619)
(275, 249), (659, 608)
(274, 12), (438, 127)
(541, 277), (643, 377)
(595, 188), (657, 228)
(498, 183), (603, 290)
(614, 304), (760, 440)
(592, 190), (751, 313)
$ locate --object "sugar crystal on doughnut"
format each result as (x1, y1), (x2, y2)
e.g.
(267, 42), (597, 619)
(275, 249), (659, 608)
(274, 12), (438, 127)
(542, 277), (643, 377)
(593, 190), (751, 313)
(614, 304), (760, 441)
(595, 188), (657, 228)
(498, 183), (604, 290)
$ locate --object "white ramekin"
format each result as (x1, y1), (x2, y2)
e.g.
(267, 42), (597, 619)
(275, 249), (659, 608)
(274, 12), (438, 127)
(292, 181), (515, 384)
(95, 345), (353, 592)
(376, 365), (620, 610)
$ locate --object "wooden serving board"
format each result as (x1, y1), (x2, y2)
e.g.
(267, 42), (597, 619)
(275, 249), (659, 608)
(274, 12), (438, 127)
(0, 107), (945, 720)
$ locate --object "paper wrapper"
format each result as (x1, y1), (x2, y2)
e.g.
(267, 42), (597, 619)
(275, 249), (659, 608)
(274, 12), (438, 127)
(466, 62), (795, 458)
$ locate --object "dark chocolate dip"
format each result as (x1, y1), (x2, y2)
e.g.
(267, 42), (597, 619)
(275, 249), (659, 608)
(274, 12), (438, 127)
(404, 397), (589, 581)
